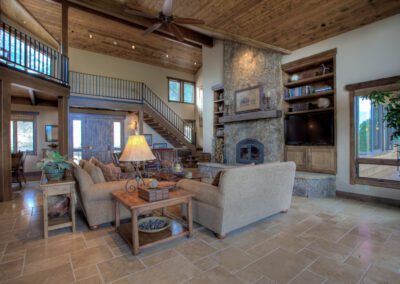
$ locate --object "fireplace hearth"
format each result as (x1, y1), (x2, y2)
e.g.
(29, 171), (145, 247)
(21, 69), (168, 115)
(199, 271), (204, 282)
(236, 139), (264, 164)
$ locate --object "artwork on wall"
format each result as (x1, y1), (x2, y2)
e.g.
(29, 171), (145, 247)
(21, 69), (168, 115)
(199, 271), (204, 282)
(153, 143), (167, 149)
(144, 134), (152, 146)
(45, 125), (58, 142)
(234, 85), (264, 113)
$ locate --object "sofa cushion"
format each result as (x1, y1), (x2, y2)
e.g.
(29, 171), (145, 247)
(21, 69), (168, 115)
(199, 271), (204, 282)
(212, 170), (225, 186)
(83, 162), (106, 184)
(74, 167), (94, 191)
(177, 179), (222, 208)
(90, 157), (121, 181)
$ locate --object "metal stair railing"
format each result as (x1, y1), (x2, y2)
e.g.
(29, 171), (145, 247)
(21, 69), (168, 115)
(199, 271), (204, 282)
(69, 71), (195, 144)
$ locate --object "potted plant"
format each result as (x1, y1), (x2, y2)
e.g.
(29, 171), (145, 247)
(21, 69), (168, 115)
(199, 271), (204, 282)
(364, 85), (400, 141)
(37, 151), (72, 181)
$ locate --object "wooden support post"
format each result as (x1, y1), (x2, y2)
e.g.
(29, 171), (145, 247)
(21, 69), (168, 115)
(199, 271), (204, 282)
(58, 96), (69, 155)
(0, 80), (12, 201)
(138, 109), (144, 135)
(61, 0), (69, 56)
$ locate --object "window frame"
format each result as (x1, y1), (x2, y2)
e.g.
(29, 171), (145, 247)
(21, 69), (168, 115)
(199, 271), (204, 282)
(348, 76), (400, 190)
(10, 112), (38, 155)
(167, 77), (195, 104)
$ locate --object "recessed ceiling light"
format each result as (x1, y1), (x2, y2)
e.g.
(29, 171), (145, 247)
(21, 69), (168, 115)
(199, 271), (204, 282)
(89, 34), (93, 39)
(165, 54), (169, 58)
(23, 20), (27, 24)
(131, 44), (135, 49)
(194, 62), (197, 65)
(113, 41), (118, 45)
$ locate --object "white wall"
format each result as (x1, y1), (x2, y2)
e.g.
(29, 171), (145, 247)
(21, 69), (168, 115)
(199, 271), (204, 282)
(195, 67), (204, 148)
(124, 114), (173, 148)
(201, 40), (224, 153)
(282, 15), (400, 200)
(11, 104), (58, 173)
(68, 48), (196, 120)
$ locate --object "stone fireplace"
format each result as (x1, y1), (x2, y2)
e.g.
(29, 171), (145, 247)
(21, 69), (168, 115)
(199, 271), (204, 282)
(222, 41), (284, 164)
(236, 139), (264, 164)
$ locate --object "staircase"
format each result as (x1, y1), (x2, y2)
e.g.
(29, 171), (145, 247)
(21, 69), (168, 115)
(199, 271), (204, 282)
(69, 71), (196, 152)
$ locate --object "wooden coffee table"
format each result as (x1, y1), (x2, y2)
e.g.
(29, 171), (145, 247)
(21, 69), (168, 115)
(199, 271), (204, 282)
(112, 189), (193, 255)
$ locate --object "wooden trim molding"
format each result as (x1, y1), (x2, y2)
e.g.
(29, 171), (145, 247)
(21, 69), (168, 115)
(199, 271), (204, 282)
(347, 75), (400, 190)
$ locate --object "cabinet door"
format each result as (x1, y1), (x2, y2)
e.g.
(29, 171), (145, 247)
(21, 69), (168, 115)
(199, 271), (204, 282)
(285, 147), (307, 170)
(308, 147), (336, 173)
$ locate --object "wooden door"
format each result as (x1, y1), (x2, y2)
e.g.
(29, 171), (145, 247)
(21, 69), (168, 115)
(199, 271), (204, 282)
(307, 147), (336, 173)
(82, 117), (114, 162)
(285, 146), (307, 170)
(69, 113), (124, 163)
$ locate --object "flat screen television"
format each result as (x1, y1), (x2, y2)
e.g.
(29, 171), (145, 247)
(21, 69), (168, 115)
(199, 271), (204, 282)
(285, 111), (334, 146)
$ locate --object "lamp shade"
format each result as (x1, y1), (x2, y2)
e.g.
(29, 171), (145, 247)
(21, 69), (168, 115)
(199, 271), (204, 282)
(119, 135), (156, 162)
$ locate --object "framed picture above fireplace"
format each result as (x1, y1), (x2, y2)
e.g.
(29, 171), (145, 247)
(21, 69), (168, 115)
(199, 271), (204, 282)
(234, 85), (264, 113)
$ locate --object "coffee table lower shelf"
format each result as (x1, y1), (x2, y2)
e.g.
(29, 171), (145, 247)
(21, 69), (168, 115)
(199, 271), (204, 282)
(118, 220), (189, 250)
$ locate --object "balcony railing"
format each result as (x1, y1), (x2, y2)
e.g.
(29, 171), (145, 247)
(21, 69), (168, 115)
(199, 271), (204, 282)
(69, 71), (195, 144)
(0, 22), (69, 86)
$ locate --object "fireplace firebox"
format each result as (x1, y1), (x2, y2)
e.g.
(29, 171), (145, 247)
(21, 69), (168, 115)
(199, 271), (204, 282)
(236, 139), (264, 164)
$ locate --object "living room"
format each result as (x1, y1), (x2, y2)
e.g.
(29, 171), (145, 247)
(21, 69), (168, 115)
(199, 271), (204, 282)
(0, 0), (400, 283)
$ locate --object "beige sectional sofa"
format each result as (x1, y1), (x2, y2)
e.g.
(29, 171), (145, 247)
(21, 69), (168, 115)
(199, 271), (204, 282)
(177, 162), (296, 237)
(73, 161), (131, 229)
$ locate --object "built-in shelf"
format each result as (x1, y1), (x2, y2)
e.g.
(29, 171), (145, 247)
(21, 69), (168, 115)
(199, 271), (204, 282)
(214, 111), (224, 114)
(214, 99), (224, 103)
(219, 110), (282, 124)
(284, 73), (334, 88)
(284, 90), (334, 102)
(285, 107), (334, 116)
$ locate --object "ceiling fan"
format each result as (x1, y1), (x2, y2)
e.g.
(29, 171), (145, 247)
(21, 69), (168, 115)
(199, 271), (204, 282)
(125, 0), (205, 41)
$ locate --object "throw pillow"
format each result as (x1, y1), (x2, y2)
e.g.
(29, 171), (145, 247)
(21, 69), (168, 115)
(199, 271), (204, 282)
(212, 170), (224, 187)
(89, 157), (121, 181)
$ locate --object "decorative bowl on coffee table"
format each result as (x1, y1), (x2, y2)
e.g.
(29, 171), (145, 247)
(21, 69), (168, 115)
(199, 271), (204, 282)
(138, 216), (172, 233)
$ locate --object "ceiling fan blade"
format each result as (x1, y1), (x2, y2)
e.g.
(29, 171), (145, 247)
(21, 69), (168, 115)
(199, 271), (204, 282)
(162, 0), (173, 16)
(124, 9), (157, 19)
(168, 23), (185, 41)
(143, 22), (163, 35)
(173, 17), (205, 25)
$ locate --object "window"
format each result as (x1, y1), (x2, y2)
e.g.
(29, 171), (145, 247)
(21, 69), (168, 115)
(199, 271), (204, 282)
(72, 120), (82, 162)
(168, 78), (195, 104)
(349, 79), (400, 189)
(10, 113), (37, 155)
(113, 121), (122, 152)
(0, 28), (51, 75)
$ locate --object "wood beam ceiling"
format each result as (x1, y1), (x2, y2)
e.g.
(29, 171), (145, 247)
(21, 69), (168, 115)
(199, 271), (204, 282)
(52, 0), (213, 49)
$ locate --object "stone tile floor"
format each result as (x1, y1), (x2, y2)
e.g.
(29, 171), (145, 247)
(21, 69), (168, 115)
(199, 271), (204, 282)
(0, 182), (400, 283)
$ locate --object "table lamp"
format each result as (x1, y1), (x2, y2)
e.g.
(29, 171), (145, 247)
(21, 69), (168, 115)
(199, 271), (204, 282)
(120, 135), (156, 192)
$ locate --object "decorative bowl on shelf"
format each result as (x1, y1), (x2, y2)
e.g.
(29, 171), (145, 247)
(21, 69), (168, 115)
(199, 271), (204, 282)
(138, 216), (172, 233)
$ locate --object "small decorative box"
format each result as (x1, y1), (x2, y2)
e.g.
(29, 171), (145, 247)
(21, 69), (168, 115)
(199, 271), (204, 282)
(138, 181), (176, 202)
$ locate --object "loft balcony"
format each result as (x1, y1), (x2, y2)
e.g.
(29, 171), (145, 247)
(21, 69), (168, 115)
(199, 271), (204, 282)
(0, 22), (69, 86)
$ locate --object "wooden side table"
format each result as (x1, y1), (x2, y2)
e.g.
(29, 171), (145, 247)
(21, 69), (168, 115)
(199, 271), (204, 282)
(112, 189), (193, 255)
(40, 177), (76, 238)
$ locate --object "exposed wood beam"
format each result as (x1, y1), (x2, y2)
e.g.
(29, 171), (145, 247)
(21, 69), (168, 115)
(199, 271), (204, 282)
(61, 0), (69, 55)
(52, 0), (213, 49)
(3, 0), (59, 49)
(28, 89), (36, 105)
(187, 25), (291, 55)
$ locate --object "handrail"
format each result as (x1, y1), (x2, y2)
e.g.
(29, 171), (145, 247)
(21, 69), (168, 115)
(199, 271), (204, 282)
(69, 71), (195, 144)
(69, 71), (142, 102)
(0, 22), (69, 86)
(142, 84), (194, 143)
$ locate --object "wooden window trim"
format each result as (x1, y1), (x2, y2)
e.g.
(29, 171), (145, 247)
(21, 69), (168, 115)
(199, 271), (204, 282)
(347, 76), (400, 190)
(11, 112), (38, 156)
(167, 77), (196, 104)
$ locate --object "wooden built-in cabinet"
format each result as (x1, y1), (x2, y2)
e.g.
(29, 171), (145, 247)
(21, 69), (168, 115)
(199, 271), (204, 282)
(282, 49), (337, 174)
(285, 146), (336, 174)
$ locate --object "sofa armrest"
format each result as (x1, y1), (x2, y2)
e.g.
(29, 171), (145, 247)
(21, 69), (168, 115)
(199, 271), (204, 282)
(177, 179), (222, 208)
(85, 180), (132, 201)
